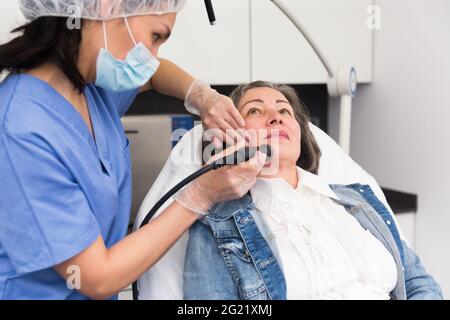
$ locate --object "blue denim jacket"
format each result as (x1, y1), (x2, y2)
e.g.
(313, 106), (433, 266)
(184, 184), (443, 300)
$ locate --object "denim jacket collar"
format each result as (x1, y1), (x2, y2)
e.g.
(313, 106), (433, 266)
(207, 184), (407, 300)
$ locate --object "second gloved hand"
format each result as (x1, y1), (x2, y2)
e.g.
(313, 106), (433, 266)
(185, 79), (248, 145)
(174, 151), (267, 217)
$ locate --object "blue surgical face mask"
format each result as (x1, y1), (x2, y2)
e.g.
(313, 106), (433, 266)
(95, 18), (160, 92)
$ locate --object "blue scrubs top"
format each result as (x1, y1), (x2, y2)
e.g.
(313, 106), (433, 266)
(0, 74), (139, 299)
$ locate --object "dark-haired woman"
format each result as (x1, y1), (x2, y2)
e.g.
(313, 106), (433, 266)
(0, 0), (264, 300)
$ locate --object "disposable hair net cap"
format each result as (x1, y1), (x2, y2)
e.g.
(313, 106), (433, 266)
(19, 0), (187, 21)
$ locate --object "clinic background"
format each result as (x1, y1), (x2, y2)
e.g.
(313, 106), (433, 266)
(1, 0), (449, 298)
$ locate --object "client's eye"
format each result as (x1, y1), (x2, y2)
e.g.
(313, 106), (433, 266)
(247, 107), (262, 115)
(279, 108), (293, 116)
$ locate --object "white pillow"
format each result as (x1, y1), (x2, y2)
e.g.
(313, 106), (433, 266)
(134, 123), (402, 300)
(310, 123), (392, 209)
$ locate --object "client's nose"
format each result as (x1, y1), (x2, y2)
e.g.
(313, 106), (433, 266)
(267, 111), (283, 126)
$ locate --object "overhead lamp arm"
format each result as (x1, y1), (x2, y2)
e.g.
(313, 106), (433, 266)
(271, 0), (358, 154)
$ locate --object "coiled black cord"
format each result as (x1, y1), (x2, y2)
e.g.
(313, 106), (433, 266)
(132, 162), (225, 300)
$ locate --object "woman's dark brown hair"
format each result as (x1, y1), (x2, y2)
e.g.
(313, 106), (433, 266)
(229, 81), (322, 174)
(0, 17), (85, 92)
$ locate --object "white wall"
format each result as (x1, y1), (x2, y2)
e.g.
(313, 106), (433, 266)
(0, 0), (24, 42)
(0, 0), (24, 80)
(332, 0), (450, 297)
(251, 0), (373, 83)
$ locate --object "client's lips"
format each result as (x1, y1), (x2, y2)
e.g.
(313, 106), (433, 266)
(267, 130), (290, 140)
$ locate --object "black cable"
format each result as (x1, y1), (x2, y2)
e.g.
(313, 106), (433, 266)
(132, 162), (224, 300)
(204, 0), (216, 25)
(139, 164), (221, 227)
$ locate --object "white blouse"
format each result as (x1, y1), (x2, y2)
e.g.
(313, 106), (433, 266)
(250, 167), (398, 300)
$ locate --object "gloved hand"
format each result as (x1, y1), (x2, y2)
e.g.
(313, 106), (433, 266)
(185, 79), (248, 145)
(174, 150), (267, 217)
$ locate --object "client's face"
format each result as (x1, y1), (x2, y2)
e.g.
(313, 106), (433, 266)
(237, 87), (301, 165)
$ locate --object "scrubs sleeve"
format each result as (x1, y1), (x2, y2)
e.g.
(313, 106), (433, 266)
(109, 89), (140, 117)
(0, 132), (101, 275)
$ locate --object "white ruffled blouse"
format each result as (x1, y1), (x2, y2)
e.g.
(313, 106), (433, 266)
(250, 167), (398, 300)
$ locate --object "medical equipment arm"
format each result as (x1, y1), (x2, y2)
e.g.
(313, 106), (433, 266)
(270, 0), (357, 154)
(204, 0), (217, 25)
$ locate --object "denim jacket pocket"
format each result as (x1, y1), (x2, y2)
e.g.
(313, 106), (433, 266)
(216, 237), (268, 300)
(206, 207), (272, 300)
(240, 281), (268, 300)
(215, 231), (271, 300)
(217, 236), (253, 263)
